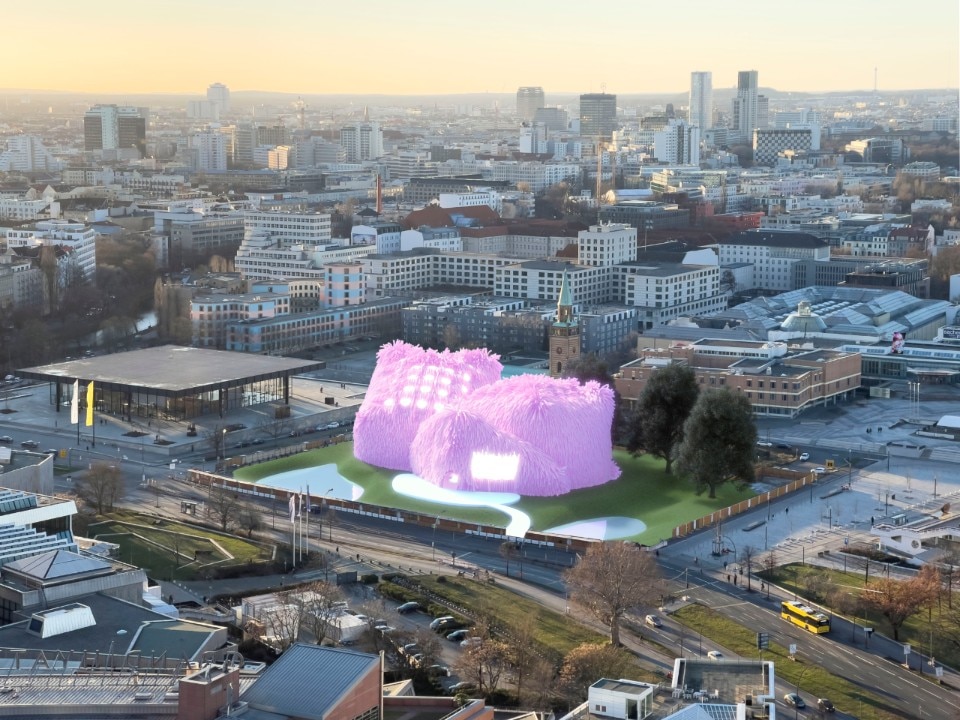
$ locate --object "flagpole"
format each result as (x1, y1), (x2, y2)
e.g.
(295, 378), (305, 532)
(305, 486), (310, 558)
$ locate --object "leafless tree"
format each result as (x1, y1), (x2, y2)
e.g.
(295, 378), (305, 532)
(208, 483), (241, 532)
(500, 541), (519, 577)
(236, 504), (263, 538)
(564, 542), (663, 646)
(741, 545), (756, 592)
(203, 424), (228, 463)
(74, 462), (123, 514)
(506, 609), (540, 700)
(298, 581), (344, 645)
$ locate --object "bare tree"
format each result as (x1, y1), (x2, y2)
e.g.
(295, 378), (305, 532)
(564, 542), (663, 646)
(265, 590), (306, 651)
(203, 424), (228, 463)
(209, 483), (240, 532)
(761, 550), (778, 600)
(741, 545), (756, 593)
(297, 581), (344, 645)
(453, 637), (510, 695)
(506, 609), (540, 701)
(236, 503), (263, 539)
(75, 462), (123, 514)
(500, 541), (519, 578)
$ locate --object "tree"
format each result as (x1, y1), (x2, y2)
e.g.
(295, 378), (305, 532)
(861, 565), (941, 641)
(564, 542), (663, 646)
(505, 610), (540, 702)
(204, 425), (228, 463)
(500, 541), (519, 577)
(209, 483), (240, 532)
(236, 504), (263, 538)
(298, 581), (344, 646)
(562, 354), (624, 441)
(75, 462), (123, 514)
(740, 545), (756, 593)
(675, 388), (757, 498)
(557, 642), (638, 703)
(628, 364), (699, 475)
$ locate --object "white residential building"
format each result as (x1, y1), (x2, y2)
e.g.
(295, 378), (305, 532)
(0, 135), (61, 172)
(617, 262), (724, 329)
(244, 210), (332, 246)
(186, 100), (219, 121)
(439, 190), (501, 214)
(654, 120), (701, 165)
(0, 196), (52, 221)
(189, 130), (228, 172)
(2, 219), (97, 283)
(718, 230), (830, 292)
(399, 227), (462, 252)
(577, 223), (637, 267)
(340, 122), (383, 162)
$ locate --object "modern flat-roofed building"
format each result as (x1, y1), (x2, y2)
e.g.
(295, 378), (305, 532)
(516, 86), (545, 121)
(579, 93), (617, 141)
(83, 104), (148, 157)
(616, 339), (861, 418)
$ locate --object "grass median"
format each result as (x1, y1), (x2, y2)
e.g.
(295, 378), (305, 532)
(673, 603), (907, 720)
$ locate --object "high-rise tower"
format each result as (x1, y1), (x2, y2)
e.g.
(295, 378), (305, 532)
(207, 82), (230, 115)
(549, 268), (580, 377)
(688, 71), (713, 130)
(83, 104), (148, 156)
(516, 87), (545, 122)
(731, 70), (768, 144)
(579, 93), (617, 141)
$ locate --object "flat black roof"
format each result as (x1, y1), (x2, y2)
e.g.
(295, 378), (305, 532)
(18, 346), (321, 397)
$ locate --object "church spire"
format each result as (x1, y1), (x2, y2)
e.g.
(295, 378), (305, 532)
(555, 268), (575, 326)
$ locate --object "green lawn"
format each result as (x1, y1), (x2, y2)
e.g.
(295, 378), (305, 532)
(673, 604), (905, 720)
(763, 563), (960, 669)
(235, 444), (754, 544)
(89, 511), (273, 581)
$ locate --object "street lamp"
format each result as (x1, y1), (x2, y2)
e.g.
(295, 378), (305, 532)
(794, 663), (811, 720)
(431, 516), (440, 561)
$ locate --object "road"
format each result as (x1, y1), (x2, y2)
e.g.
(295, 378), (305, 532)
(657, 556), (960, 720)
(30, 422), (959, 718)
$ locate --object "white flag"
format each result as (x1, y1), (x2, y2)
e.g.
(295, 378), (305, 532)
(288, 495), (296, 524)
(70, 380), (79, 425)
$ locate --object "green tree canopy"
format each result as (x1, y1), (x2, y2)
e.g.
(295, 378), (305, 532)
(675, 388), (756, 498)
(627, 364), (699, 474)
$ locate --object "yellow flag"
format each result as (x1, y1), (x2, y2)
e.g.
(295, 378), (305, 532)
(85, 382), (94, 427)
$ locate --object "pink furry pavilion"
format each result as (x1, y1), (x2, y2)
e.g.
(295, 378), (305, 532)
(354, 342), (620, 497)
(352, 342), (503, 471)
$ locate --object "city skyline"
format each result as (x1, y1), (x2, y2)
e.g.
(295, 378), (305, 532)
(2, 0), (957, 97)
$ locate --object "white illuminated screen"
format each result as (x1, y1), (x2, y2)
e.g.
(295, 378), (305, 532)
(469, 451), (521, 482)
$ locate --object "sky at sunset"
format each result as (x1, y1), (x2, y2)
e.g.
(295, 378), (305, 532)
(3, 0), (958, 96)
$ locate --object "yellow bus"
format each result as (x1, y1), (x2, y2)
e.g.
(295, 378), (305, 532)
(780, 600), (830, 634)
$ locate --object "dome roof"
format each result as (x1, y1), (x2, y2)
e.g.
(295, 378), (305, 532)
(780, 301), (827, 333)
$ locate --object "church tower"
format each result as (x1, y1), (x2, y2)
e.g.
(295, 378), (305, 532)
(549, 268), (580, 377)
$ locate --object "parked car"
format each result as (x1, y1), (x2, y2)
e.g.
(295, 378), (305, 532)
(318, 421), (340, 431)
(817, 698), (835, 713)
(374, 624), (395, 634)
(19, 440), (39, 449)
(707, 651), (723, 660)
(401, 643), (420, 656)
(396, 601), (420, 614)
(776, 443), (791, 449)
(460, 637), (482, 648)
(645, 614), (662, 628)
(430, 616), (455, 630)
(799, 452), (810, 461)
(445, 629), (469, 642)
(783, 693), (805, 709)
(0, 436), (12, 444)
(426, 664), (450, 677)
(814, 467), (826, 475)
